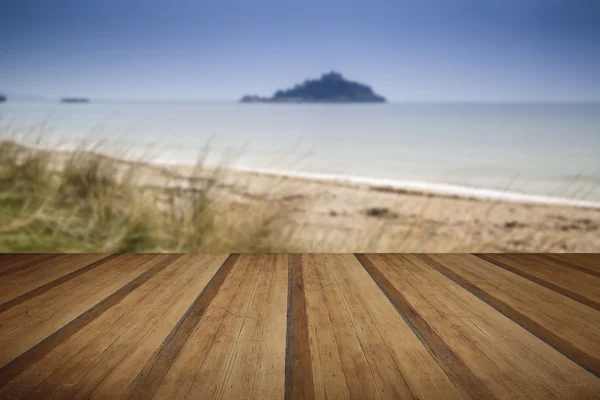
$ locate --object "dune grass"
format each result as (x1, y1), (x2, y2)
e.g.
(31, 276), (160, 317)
(0, 136), (598, 253)
(0, 139), (297, 253)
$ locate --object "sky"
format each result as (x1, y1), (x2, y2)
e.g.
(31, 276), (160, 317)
(1, 0), (600, 102)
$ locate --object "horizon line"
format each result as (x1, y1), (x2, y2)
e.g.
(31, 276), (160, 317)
(3, 96), (600, 104)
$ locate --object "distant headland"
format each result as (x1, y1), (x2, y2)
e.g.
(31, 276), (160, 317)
(240, 71), (386, 103)
(61, 97), (90, 103)
(0, 95), (6, 103)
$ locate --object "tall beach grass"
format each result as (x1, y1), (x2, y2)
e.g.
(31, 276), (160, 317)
(0, 137), (299, 252)
(0, 132), (598, 253)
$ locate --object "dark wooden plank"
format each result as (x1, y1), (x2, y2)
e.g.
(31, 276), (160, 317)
(542, 254), (600, 278)
(0, 254), (46, 270)
(418, 254), (600, 378)
(0, 254), (118, 313)
(122, 253), (240, 400)
(0, 254), (31, 268)
(285, 254), (315, 400)
(476, 254), (600, 311)
(0, 254), (180, 388)
(355, 253), (496, 400)
(0, 254), (62, 278)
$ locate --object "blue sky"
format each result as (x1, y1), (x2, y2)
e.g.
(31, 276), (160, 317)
(1, 0), (599, 101)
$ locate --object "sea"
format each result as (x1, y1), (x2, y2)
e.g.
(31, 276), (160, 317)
(1, 101), (599, 206)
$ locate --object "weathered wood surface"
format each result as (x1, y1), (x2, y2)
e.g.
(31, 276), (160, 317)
(0, 253), (598, 399)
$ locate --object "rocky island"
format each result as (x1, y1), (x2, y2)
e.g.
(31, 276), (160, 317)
(60, 97), (90, 103)
(0, 95), (6, 103)
(240, 71), (386, 103)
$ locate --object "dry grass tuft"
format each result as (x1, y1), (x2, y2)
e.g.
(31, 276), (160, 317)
(0, 135), (598, 253)
(0, 139), (298, 253)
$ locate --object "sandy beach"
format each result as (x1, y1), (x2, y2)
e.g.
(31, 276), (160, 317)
(176, 166), (600, 252)
(2, 139), (596, 252)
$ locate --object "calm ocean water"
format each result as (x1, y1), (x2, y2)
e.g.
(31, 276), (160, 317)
(1, 101), (599, 202)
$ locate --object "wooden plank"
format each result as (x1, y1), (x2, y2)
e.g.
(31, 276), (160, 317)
(356, 254), (496, 400)
(0, 254), (160, 366)
(421, 254), (600, 378)
(370, 254), (549, 399)
(155, 255), (287, 400)
(0, 254), (109, 304)
(179, 254), (263, 399)
(0, 254), (61, 277)
(419, 254), (600, 376)
(286, 254), (315, 400)
(116, 254), (238, 400)
(21, 254), (203, 400)
(152, 254), (259, 399)
(0, 254), (29, 267)
(379, 254), (600, 400)
(324, 254), (415, 399)
(0, 254), (198, 399)
(312, 255), (386, 399)
(214, 255), (285, 400)
(330, 254), (462, 399)
(250, 254), (288, 400)
(1, 253), (599, 399)
(0, 254), (151, 334)
(49, 254), (231, 400)
(477, 254), (600, 310)
(302, 253), (349, 400)
(574, 254), (600, 270)
(0, 254), (178, 387)
(546, 254), (600, 274)
(537, 254), (600, 278)
(315, 254), (414, 399)
(150, 254), (254, 399)
(0, 254), (117, 313)
(0, 255), (79, 281)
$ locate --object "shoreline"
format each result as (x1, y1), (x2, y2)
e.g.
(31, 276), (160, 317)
(230, 167), (600, 210)
(2, 138), (599, 252)
(4, 139), (600, 209)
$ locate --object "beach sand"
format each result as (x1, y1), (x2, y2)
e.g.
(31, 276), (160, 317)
(2, 140), (599, 252)
(191, 167), (600, 252)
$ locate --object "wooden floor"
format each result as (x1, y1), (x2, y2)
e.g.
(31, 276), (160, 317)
(0, 254), (599, 399)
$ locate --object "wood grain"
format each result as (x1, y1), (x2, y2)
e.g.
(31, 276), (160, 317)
(355, 253), (495, 400)
(0, 254), (61, 277)
(533, 254), (600, 278)
(151, 254), (255, 400)
(286, 254), (315, 400)
(477, 253), (600, 310)
(0, 254), (117, 313)
(0, 254), (179, 387)
(122, 254), (239, 399)
(0, 253), (599, 399)
(0, 254), (199, 399)
(420, 254), (600, 378)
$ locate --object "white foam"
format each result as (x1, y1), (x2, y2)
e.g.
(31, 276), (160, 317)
(233, 167), (600, 209)
(6, 139), (598, 209)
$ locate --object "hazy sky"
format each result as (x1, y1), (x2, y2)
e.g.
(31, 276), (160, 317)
(1, 0), (599, 101)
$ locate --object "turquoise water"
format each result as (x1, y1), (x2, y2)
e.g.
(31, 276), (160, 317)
(1, 101), (599, 201)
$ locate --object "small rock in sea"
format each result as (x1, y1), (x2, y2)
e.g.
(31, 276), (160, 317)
(364, 207), (398, 219)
